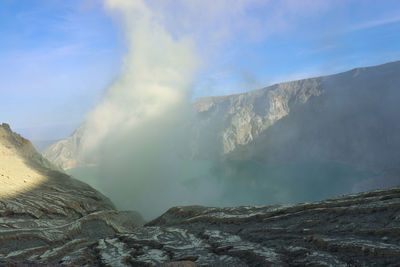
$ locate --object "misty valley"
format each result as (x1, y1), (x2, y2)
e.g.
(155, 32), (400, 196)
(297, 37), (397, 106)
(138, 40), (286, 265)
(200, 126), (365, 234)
(1, 60), (399, 266)
(45, 60), (400, 222)
(68, 159), (377, 220)
(2, 0), (400, 266)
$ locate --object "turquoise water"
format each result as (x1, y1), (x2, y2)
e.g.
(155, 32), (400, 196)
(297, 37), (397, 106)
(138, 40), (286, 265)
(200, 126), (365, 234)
(68, 160), (377, 207)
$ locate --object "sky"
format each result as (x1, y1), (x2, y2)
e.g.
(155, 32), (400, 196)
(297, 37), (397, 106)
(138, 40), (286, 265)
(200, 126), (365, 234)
(1, 0), (400, 140)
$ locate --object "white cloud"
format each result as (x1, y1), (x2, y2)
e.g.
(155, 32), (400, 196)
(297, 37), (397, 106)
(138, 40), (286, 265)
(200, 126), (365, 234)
(350, 14), (400, 32)
(140, 0), (334, 55)
(82, 0), (198, 152)
(299, 44), (339, 56)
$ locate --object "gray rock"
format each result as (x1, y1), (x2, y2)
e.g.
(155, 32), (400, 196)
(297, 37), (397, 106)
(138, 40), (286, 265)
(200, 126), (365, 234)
(0, 124), (144, 265)
(9, 186), (400, 266)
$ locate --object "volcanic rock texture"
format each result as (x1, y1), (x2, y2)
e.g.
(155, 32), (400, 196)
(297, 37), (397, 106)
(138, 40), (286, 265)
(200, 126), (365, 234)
(0, 123), (144, 266)
(1, 124), (400, 266)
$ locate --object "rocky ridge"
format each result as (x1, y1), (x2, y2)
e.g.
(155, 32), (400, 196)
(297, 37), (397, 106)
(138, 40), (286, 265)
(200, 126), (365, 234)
(0, 123), (144, 265)
(0, 123), (115, 218)
(143, 188), (400, 266)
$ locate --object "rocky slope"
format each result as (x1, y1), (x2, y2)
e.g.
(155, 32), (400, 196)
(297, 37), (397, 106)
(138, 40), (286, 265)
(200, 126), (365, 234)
(0, 123), (144, 265)
(42, 60), (400, 171)
(143, 188), (400, 266)
(1, 124), (400, 266)
(0, 123), (114, 218)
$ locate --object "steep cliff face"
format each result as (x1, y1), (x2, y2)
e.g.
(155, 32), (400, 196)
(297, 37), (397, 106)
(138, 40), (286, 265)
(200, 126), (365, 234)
(238, 61), (400, 171)
(42, 60), (400, 171)
(42, 77), (324, 169)
(192, 78), (323, 157)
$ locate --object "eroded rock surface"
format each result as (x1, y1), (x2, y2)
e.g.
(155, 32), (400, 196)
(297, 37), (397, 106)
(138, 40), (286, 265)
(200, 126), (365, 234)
(0, 123), (115, 218)
(143, 189), (400, 266)
(2, 162), (400, 266)
(3, 124), (400, 266)
(0, 123), (144, 266)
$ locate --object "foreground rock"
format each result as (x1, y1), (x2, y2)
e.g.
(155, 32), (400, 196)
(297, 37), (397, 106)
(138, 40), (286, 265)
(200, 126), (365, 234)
(0, 123), (115, 218)
(0, 123), (144, 265)
(4, 186), (399, 266)
(145, 188), (400, 266)
(2, 124), (400, 266)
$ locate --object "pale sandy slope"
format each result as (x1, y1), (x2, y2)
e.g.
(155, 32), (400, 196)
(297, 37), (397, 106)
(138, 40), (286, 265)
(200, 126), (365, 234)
(0, 126), (48, 198)
(0, 123), (144, 265)
(0, 122), (115, 218)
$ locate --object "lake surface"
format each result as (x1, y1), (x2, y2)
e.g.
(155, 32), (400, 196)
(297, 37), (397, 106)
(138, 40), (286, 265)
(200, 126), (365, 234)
(68, 160), (377, 211)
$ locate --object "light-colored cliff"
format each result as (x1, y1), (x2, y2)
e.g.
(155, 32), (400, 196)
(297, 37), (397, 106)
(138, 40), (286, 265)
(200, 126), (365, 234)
(42, 60), (400, 171)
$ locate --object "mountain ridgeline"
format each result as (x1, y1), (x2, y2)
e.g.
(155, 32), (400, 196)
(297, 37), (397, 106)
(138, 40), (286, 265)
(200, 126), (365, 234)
(44, 61), (400, 173)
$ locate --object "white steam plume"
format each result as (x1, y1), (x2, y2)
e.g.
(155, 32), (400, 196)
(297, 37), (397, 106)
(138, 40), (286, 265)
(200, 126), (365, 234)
(78, 0), (213, 219)
(82, 0), (197, 154)
(75, 0), (341, 220)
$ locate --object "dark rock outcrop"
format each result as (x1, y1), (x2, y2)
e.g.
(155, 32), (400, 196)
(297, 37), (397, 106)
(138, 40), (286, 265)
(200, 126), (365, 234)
(141, 188), (400, 266)
(3, 187), (399, 266)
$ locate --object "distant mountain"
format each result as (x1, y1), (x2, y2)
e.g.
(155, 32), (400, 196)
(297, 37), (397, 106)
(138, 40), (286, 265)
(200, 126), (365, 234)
(31, 139), (62, 152)
(42, 124), (86, 169)
(228, 60), (400, 171)
(191, 75), (322, 158)
(43, 60), (400, 173)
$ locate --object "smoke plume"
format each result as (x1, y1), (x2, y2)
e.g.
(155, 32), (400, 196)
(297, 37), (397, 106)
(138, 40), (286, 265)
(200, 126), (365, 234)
(79, 0), (220, 219)
(82, 0), (197, 152)
(74, 0), (381, 220)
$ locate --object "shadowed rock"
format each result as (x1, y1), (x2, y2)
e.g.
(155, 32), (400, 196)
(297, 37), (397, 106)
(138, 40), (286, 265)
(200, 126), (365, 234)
(0, 124), (144, 266)
(3, 181), (399, 265)
(0, 123), (115, 218)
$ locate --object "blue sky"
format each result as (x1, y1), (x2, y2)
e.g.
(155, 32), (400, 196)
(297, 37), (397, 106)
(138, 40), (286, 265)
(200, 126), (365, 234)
(1, 0), (400, 140)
